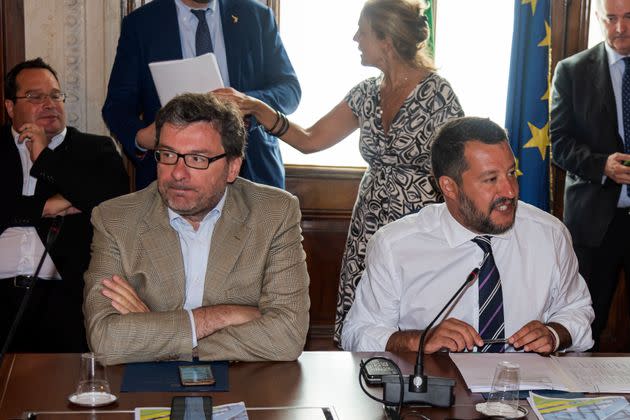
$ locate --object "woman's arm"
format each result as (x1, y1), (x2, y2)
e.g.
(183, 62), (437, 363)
(214, 87), (359, 154)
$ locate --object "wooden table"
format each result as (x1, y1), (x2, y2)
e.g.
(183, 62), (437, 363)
(0, 351), (536, 419)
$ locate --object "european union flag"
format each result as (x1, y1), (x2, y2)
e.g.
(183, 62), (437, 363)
(505, 0), (551, 211)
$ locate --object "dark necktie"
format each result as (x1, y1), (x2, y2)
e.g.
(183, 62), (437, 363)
(191, 9), (213, 55)
(472, 236), (506, 353)
(622, 57), (630, 196)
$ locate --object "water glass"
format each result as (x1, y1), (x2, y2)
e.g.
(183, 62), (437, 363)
(485, 360), (521, 417)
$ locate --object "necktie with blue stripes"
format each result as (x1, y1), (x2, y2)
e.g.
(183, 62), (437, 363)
(472, 236), (506, 353)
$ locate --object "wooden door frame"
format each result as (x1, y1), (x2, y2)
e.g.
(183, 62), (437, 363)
(0, 0), (24, 125)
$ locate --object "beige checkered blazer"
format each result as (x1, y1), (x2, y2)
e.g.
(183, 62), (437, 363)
(83, 178), (310, 365)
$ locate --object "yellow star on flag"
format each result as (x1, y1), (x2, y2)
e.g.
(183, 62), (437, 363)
(522, 0), (537, 15)
(538, 21), (550, 47)
(523, 121), (550, 160)
(541, 72), (551, 101)
(515, 158), (524, 177)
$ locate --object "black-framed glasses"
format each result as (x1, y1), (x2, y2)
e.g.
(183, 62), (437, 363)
(14, 92), (66, 104)
(154, 149), (227, 170)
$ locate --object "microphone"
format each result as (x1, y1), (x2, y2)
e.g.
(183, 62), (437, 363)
(0, 216), (64, 364)
(381, 267), (479, 407)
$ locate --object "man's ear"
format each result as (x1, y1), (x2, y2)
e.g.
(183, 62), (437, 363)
(4, 99), (14, 120)
(226, 156), (243, 183)
(438, 176), (459, 201)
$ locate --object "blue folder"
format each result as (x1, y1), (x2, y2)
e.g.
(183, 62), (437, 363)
(121, 360), (229, 392)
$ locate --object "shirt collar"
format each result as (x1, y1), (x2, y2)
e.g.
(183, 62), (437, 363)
(11, 126), (67, 151)
(440, 202), (515, 249)
(604, 41), (629, 67)
(174, 0), (217, 23)
(168, 184), (227, 229)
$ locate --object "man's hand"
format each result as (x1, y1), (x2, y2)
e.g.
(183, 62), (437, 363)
(604, 152), (630, 184)
(508, 320), (555, 354)
(101, 275), (150, 314)
(423, 318), (484, 353)
(17, 122), (50, 162)
(192, 305), (262, 340)
(135, 123), (156, 150)
(42, 194), (81, 217)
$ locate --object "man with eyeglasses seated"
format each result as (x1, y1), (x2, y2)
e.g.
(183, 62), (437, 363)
(83, 92), (310, 365)
(0, 58), (129, 353)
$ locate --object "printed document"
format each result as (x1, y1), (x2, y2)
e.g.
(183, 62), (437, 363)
(149, 53), (224, 106)
(451, 353), (630, 393)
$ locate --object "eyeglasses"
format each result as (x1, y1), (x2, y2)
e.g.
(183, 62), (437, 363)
(154, 149), (227, 170)
(14, 92), (66, 104)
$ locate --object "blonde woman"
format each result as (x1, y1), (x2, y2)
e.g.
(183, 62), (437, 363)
(216, 0), (463, 346)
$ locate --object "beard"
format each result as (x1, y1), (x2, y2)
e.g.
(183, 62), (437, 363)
(458, 191), (517, 235)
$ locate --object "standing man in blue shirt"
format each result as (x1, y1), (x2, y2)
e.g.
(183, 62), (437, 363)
(103, 0), (300, 190)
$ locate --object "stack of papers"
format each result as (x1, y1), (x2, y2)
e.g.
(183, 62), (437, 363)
(450, 353), (630, 393)
(528, 392), (630, 419)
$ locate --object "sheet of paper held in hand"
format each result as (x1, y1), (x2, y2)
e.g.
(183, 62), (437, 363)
(451, 353), (630, 393)
(149, 52), (224, 106)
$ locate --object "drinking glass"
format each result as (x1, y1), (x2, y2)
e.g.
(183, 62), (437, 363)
(69, 352), (116, 407)
(485, 360), (521, 417)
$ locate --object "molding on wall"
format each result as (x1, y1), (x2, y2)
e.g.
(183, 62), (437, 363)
(24, 0), (120, 135)
(62, 0), (86, 129)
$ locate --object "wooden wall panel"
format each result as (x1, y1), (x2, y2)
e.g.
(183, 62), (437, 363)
(285, 165), (363, 350)
(1, 0), (24, 124)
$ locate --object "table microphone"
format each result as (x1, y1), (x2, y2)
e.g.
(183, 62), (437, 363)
(381, 267), (479, 407)
(0, 216), (64, 365)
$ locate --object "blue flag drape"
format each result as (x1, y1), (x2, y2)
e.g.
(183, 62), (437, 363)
(504, 0), (551, 211)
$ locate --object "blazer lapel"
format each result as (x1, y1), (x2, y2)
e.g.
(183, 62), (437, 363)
(205, 182), (251, 295)
(152, 0), (184, 61)
(138, 187), (186, 306)
(219, 0), (241, 87)
(590, 43), (623, 149)
(2, 125), (23, 197)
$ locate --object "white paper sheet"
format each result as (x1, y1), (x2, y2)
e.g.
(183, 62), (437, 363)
(149, 53), (224, 106)
(550, 356), (630, 393)
(450, 353), (568, 392)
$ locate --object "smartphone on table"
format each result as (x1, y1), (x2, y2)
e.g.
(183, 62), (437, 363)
(179, 364), (215, 386)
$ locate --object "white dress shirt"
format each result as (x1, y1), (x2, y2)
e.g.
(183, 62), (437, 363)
(0, 128), (66, 280)
(168, 189), (226, 347)
(341, 202), (594, 352)
(604, 42), (630, 207)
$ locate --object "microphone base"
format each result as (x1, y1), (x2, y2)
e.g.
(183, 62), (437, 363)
(381, 374), (455, 407)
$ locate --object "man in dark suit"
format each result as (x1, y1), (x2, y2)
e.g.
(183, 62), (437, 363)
(551, 0), (630, 350)
(102, 0), (300, 190)
(0, 58), (129, 352)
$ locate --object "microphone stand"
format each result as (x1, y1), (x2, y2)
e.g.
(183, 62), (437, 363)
(0, 216), (64, 366)
(381, 268), (479, 407)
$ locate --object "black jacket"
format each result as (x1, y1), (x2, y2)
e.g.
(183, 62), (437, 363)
(0, 124), (129, 352)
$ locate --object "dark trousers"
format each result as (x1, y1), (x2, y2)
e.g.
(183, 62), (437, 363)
(0, 277), (88, 353)
(575, 208), (630, 351)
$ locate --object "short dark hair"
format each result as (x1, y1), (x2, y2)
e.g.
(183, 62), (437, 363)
(431, 117), (508, 184)
(155, 92), (246, 159)
(4, 57), (60, 100)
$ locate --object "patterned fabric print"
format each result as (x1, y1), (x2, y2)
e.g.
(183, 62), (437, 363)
(334, 73), (464, 345)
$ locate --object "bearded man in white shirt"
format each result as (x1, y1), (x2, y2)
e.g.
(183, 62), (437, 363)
(342, 116), (594, 354)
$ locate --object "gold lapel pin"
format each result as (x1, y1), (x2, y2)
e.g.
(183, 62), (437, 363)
(231, 14), (238, 24)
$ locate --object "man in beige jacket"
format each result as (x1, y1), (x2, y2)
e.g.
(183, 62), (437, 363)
(84, 93), (310, 365)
